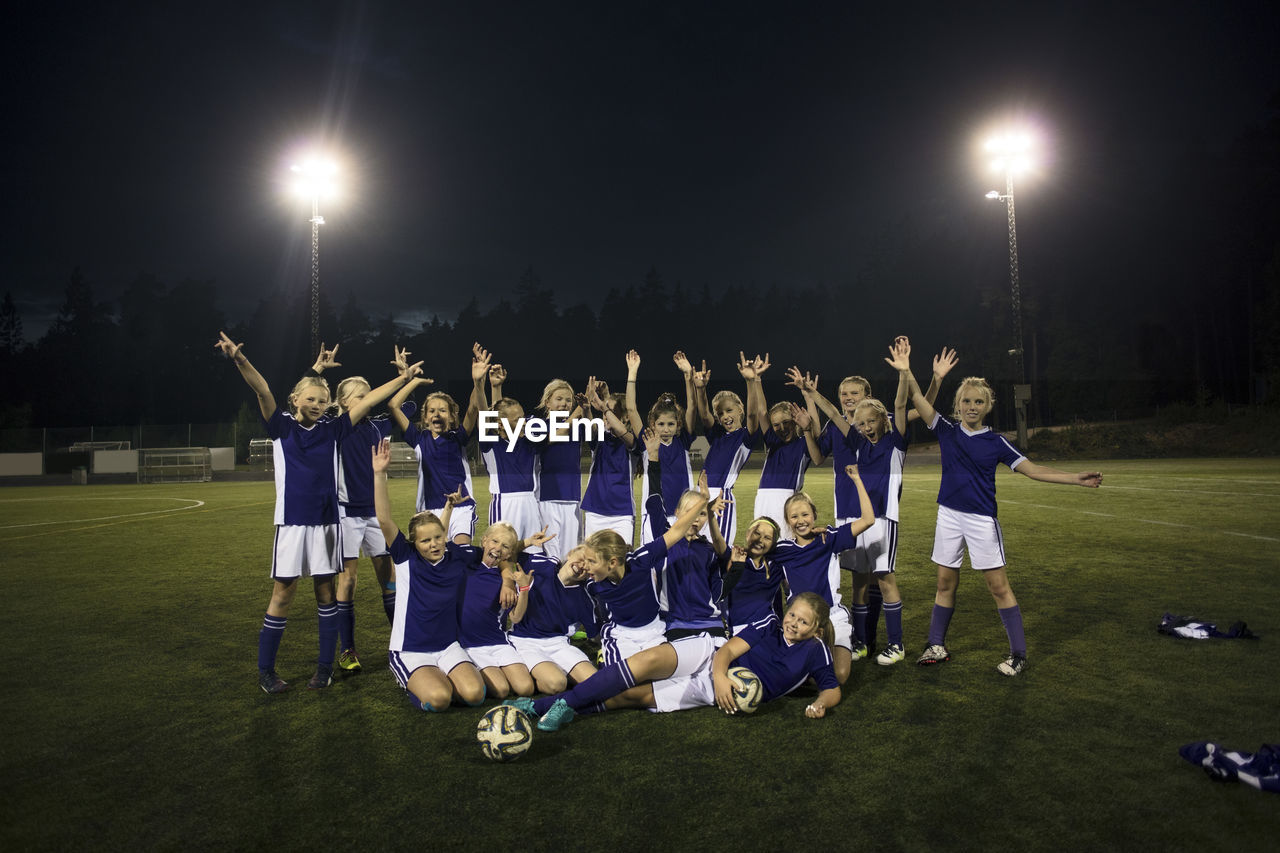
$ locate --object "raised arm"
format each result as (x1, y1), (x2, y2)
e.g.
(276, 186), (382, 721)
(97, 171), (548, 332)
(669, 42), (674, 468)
(488, 363), (507, 404)
(347, 359), (425, 424)
(706, 491), (731, 556)
(372, 438), (402, 545)
(752, 353), (771, 428)
(506, 561), (534, 624)
(674, 351), (700, 435)
(1015, 461), (1104, 488)
(843, 464), (876, 538)
(909, 345), (958, 423)
(787, 367), (829, 465)
(661, 471), (712, 550)
(624, 349), (644, 434)
(216, 331), (275, 421)
(587, 377), (636, 448)
(885, 337), (934, 424)
(893, 355), (910, 436)
(389, 376), (433, 432)
(461, 342), (491, 434)
(738, 353), (760, 434)
(692, 361), (715, 431)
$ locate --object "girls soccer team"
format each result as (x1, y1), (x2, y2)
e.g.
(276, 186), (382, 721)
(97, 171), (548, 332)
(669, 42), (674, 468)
(220, 331), (1103, 725)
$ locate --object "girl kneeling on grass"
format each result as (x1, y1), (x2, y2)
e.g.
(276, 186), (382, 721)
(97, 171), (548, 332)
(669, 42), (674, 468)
(504, 591), (841, 731)
(886, 337), (1103, 676)
(216, 332), (422, 694)
(372, 440), (487, 711)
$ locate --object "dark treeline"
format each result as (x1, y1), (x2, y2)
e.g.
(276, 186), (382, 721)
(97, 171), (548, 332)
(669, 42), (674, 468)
(3, 99), (1278, 434)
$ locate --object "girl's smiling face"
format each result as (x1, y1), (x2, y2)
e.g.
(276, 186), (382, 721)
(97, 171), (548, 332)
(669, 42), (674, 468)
(782, 599), (820, 643)
(291, 385), (330, 426)
(480, 529), (517, 566)
(956, 385), (993, 429)
(716, 400), (744, 431)
(425, 397), (454, 436)
(546, 388), (575, 412)
(769, 409), (796, 442)
(745, 522), (776, 558)
(838, 381), (867, 417)
(652, 412), (680, 442)
(785, 499), (817, 540)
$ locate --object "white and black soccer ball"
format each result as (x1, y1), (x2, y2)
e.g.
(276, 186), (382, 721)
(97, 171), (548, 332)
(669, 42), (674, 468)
(476, 705), (534, 762)
(726, 666), (763, 714)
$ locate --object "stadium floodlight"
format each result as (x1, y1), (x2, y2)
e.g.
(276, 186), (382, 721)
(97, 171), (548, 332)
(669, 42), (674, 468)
(982, 128), (1038, 447)
(288, 155), (341, 357)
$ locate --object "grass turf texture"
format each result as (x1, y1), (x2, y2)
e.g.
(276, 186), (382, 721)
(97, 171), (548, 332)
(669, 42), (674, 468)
(2, 458), (1276, 850)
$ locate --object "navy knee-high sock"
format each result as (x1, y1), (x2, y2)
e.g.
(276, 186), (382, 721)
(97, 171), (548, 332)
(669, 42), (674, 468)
(533, 660), (636, 716)
(258, 614), (286, 673)
(317, 604), (338, 671)
(999, 605), (1026, 657)
(867, 582), (883, 648)
(883, 600), (904, 647)
(336, 600), (355, 651)
(381, 587), (396, 625)
(927, 605), (954, 647)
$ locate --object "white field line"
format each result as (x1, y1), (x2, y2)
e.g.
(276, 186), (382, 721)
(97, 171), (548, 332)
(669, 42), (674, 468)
(1101, 485), (1280, 499)
(0, 498), (206, 530)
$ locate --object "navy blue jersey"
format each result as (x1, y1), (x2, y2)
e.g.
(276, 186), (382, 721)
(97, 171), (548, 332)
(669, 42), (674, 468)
(816, 420), (860, 517)
(661, 536), (724, 630)
(511, 554), (598, 640)
(930, 414), (1025, 517)
(735, 617), (839, 702)
(724, 556), (784, 627)
(773, 524), (857, 606)
(337, 415), (395, 517)
(404, 422), (475, 512)
(758, 428), (809, 491)
(536, 437), (583, 501)
(479, 432), (537, 495)
(639, 427), (694, 512)
(265, 408), (352, 526)
(588, 537), (667, 628)
(581, 432), (637, 516)
(702, 424), (757, 491)
(847, 428), (908, 521)
(388, 536), (469, 653)
(457, 551), (511, 648)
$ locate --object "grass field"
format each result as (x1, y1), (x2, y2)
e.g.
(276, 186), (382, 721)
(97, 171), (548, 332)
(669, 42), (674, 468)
(3, 458), (1277, 851)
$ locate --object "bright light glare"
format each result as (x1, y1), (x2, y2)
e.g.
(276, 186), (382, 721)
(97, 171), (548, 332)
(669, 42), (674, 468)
(985, 190), (1001, 199)
(288, 155), (341, 201)
(984, 129), (1037, 174)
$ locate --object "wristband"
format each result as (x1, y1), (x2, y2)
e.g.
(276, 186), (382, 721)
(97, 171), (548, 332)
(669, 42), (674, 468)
(305, 367), (322, 377)
(518, 584), (531, 593)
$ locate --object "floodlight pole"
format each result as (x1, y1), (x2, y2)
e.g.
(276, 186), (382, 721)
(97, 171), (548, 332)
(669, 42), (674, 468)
(308, 195), (325, 358)
(991, 170), (1029, 448)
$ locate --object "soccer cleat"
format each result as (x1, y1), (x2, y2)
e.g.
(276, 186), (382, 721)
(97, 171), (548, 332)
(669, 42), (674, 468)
(337, 649), (363, 672)
(502, 697), (538, 718)
(916, 644), (951, 665)
(259, 670), (289, 694)
(876, 643), (906, 666)
(997, 654), (1027, 677)
(535, 698), (576, 732)
(850, 643), (869, 662)
(307, 667), (334, 690)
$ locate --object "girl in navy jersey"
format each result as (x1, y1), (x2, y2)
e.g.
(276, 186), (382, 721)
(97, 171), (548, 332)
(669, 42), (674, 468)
(654, 481), (731, 641)
(478, 363), (542, 540)
(580, 356), (644, 543)
(389, 343), (491, 545)
(689, 351), (761, 547)
(888, 337), (1103, 676)
(456, 520), (551, 700)
(507, 545), (600, 694)
(372, 440), (487, 711)
(215, 332), (422, 694)
(772, 466), (876, 684)
(506, 591), (841, 731)
(636, 351), (697, 544)
(722, 517), (786, 634)
(531, 378), (586, 561)
(751, 355), (813, 540)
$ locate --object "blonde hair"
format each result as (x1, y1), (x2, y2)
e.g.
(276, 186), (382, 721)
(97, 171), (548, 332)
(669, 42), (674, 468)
(408, 511), (445, 542)
(584, 529), (628, 570)
(674, 488), (708, 520)
(952, 377), (996, 420)
(481, 522), (521, 555)
(788, 591), (835, 650)
(783, 491), (818, 522)
(539, 379), (575, 412)
(767, 401), (793, 421)
(852, 398), (890, 436)
(418, 391), (461, 431)
(747, 516), (780, 546)
(839, 376), (872, 397)
(712, 390), (744, 417)
(335, 376), (370, 412)
(287, 376), (330, 415)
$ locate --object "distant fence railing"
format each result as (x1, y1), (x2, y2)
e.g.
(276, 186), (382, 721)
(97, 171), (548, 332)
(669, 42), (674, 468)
(0, 423), (266, 458)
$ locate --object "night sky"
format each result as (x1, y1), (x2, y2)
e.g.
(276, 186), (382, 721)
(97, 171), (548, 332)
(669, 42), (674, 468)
(3, 1), (1278, 338)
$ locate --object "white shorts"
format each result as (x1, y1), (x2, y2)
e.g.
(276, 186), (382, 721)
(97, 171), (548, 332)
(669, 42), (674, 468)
(599, 616), (667, 665)
(489, 492), (542, 540)
(388, 642), (473, 688)
(647, 634), (725, 713)
(446, 504), (476, 543)
(849, 517), (898, 575)
(583, 511), (634, 545)
(510, 634), (592, 674)
(753, 487), (794, 540)
(828, 603), (853, 651)
(463, 642), (524, 670)
(271, 524), (342, 579)
(539, 501), (583, 562)
(931, 505), (1006, 571)
(835, 517), (858, 570)
(339, 514), (389, 561)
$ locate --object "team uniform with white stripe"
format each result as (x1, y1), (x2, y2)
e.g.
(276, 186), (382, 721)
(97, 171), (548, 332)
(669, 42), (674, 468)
(588, 533), (669, 664)
(386, 535), (472, 686)
(700, 424), (758, 546)
(816, 418), (862, 569)
(582, 430), (639, 544)
(266, 408), (352, 578)
(479, 431), (542, 539)
(403, 421), (477, 542)
(723, 555), (785, 634)
(637, 427), (694, 545)
(847, 427), (908, 575)
(927, 413), (1026, 570)
(772, 525), (858, 650)
(457, 550), (523, 669)
(535, 437), (584, 561)
(752, 428), (811, 539)
(337, 414), (396, 560)
(509, 552), (599, 674)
